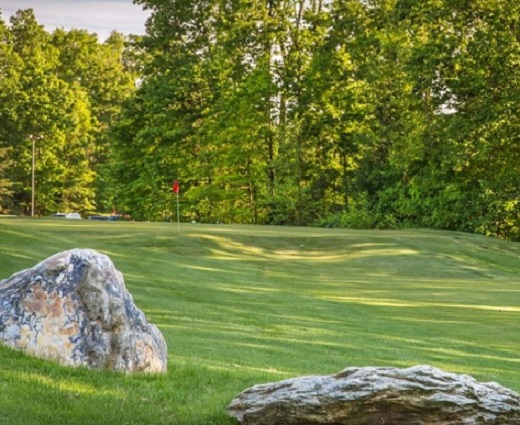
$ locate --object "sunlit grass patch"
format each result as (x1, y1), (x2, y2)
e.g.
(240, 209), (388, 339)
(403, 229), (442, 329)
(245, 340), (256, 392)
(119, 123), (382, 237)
(1, 218), (520, 424)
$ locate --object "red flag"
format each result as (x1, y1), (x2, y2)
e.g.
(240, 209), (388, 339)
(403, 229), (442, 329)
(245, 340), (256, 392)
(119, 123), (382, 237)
(173, 180), (180, 194)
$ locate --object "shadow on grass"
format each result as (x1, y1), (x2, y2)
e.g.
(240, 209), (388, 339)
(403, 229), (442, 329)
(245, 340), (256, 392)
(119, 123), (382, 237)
(0, 346), (245, 425)
(2, 220), (520, 422)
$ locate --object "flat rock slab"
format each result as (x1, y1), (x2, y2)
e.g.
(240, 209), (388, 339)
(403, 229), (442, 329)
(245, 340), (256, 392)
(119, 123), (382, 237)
(228, 365), (520, 424)
(0, 249), (167, 373)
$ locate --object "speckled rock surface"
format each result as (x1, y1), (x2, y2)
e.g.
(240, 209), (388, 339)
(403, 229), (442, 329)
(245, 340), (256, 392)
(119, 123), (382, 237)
(228, 365), (520, 424)
(0, 249), (167, 373)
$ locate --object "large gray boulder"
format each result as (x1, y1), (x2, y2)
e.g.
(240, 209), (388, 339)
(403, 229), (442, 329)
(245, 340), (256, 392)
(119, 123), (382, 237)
(228, 365), (520, 424)
(0, 249), (167, 373)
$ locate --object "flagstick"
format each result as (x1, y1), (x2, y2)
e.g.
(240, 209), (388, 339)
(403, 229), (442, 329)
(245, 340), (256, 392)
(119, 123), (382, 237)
(176, 191), (180, 231)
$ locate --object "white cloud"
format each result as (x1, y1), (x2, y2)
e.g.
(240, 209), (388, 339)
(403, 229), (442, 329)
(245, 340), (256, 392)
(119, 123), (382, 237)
(0, 0), (151, 41)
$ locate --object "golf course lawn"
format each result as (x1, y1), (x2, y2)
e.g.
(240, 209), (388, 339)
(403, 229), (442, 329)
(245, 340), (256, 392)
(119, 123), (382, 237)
(1, 218), (519, 424)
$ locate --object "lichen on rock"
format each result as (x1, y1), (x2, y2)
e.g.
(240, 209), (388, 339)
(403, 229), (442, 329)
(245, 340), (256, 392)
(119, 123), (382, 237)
(228, 365), (520, 424)
(0, 249), (167, 373)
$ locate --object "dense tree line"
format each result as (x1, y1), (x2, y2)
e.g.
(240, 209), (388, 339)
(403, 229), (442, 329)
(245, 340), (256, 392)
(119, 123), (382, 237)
(0, 9), (136, 216)
(2, 1), (520, 239)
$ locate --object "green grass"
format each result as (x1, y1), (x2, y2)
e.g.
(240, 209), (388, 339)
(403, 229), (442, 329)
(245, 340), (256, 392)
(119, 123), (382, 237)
(1, 218), (520, 424)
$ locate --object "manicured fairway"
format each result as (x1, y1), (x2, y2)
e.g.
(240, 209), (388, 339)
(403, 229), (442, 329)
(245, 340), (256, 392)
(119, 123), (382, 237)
(1, 218), (520, 424)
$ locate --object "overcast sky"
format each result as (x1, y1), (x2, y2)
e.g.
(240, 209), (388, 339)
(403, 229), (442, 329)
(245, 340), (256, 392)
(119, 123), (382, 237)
(0, 0), (151, 41)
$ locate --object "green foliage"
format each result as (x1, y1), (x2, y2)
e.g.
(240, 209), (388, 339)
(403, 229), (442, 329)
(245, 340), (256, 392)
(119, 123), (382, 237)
(0, 145), (14, 213)
(0, 9), (136, 216)
(315, 192), (400, 229)
(3, 1), (520, 239)
(113, 0), (520, 239)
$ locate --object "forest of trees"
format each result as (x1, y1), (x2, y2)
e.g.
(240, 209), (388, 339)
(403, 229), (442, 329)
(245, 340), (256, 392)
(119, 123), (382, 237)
(1, 0), (520, 239)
